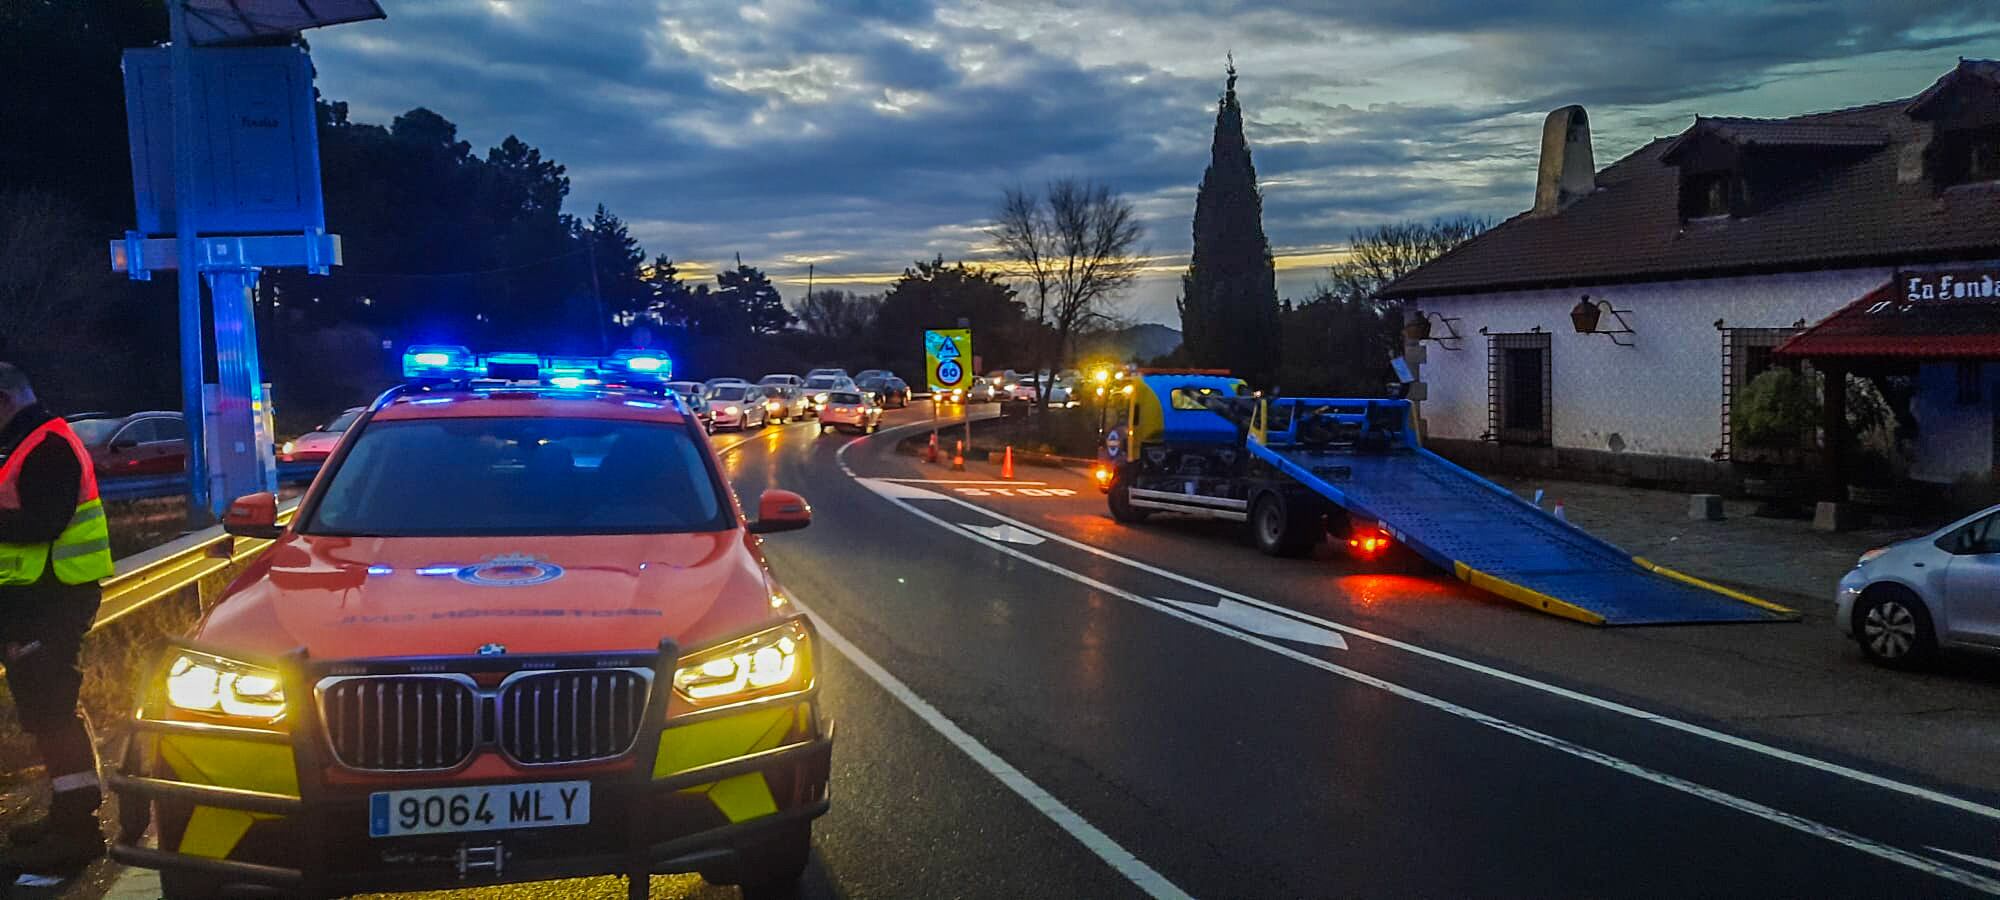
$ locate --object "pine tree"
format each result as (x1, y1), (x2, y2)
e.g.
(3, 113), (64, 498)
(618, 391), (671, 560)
(1180, 60), (1280, 386)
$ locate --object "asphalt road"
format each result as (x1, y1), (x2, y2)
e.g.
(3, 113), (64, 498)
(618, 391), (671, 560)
(100, 400), (2000, 899)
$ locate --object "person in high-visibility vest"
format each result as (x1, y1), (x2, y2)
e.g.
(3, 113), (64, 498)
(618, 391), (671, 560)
(0, 363), (113, 873)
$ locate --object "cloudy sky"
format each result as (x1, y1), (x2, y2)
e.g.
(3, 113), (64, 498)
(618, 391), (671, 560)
(307, 1), (2000, 325)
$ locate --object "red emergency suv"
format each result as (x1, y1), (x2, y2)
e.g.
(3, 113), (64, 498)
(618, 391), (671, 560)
(110, 347), (832, 899)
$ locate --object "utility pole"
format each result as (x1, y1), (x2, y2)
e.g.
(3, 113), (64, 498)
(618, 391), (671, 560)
(807, 263), (814, 304)
(584, 226), (607, 353)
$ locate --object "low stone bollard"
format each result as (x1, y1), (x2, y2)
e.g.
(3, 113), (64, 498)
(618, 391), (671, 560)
(1814, 501), (1862, 532)
(1688, 494), (1724, 521)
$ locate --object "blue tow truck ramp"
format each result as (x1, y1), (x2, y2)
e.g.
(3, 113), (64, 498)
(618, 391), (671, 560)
(1246, 398), (1797, 626)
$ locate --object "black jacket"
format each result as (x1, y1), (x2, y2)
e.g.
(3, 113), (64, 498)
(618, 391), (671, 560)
(0, 404), (95, 616)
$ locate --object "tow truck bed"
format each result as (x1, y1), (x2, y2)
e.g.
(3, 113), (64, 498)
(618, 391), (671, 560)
(1249, 398), (1795, 626)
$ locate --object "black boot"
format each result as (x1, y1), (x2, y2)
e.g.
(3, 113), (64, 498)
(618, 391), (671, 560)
(0, 820), (102, 874)
(6, 814), (52, 846)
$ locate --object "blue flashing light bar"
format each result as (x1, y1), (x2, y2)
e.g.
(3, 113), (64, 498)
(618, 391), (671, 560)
(398, 346), (675, 390)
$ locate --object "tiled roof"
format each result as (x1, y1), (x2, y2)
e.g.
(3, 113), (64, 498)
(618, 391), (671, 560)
(1775, 280), (2000, 359)
(1382, 62), (2000, 300)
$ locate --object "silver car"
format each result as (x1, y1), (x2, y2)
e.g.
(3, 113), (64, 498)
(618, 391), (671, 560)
(706, 383), (769, 431)
(1837, 504), (2000, 666)
(816, 390), (881, 435)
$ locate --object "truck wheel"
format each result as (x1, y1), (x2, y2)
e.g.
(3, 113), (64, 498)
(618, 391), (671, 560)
(1107, 470), (1150, 523)
(713, 822), (811, 899)
(1253, 492), (1321, 557)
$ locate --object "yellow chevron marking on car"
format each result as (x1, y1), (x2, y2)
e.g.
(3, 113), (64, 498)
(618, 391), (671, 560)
(158, 734), (300, 797)
(657, 703), (807, 822)
(1632, 557), (1798, 617)
(1453, 562), (1607, 625)
(180, 806), (258, 859)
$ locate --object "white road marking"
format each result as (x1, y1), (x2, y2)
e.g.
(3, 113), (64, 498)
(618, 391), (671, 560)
(884, 479), (1048, 486)
(859, 477), (1346, 650)
(851, 479), (2000, 894)
(787, 591), (1195, 900)
(904, 490), (2000, 827)
(962, 523), (1047, 546)
(1934, 848), (2000, 875)
(1159, 597), (1346, 648)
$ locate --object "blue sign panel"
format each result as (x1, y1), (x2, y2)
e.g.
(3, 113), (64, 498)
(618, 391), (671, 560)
(123, 45), (325, 236)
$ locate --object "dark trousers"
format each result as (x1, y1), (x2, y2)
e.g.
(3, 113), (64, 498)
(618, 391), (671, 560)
(2, 583), (101, 827)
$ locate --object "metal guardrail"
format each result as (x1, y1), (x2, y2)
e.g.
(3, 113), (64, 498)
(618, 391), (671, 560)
(99, 461), (322, 503)
(93, 502), (298, 632)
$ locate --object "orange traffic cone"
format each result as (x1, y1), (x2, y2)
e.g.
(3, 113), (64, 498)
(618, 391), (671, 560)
(952, 439), (966, 471)
(925, 432), (939, 464)
(1001, 445), (1016, 480)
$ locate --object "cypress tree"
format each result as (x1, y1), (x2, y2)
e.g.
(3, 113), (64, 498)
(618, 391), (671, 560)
(1180, 60), (1280, 386)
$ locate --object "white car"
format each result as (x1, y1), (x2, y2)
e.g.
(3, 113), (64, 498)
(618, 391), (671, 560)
(706, 383), (769, 431)
(816, 390), (881, 434)
(802, 374), (855, 417)
(1836, 503), (2000, 666)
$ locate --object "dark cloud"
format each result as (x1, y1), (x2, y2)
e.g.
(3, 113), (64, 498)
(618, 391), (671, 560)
(306, 0), (2000, 322)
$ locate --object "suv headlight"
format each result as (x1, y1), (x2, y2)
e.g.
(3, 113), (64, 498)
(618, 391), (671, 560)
(163, 650), (286, 722)
(673, 619), (812, 706)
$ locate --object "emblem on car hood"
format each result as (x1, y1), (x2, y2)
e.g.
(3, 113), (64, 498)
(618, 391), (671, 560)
(477, 643), (507, 656)
(453, 554), (564, 588)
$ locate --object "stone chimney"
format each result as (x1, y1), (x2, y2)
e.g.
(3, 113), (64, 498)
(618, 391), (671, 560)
(1532, 105), (1596, 215)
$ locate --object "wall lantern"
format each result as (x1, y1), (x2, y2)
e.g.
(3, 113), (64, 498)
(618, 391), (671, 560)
(1570, 295), (1635, 346)
(1405, 309), (1465, 350)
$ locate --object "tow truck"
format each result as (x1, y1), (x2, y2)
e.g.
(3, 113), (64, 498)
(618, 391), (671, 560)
(109, 346), (832, 899)
(1098, 370), (1798, 626)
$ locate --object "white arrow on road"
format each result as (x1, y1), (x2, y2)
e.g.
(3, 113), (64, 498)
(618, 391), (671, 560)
(1157, 597), (1348, 649)
(962, 523), (1046, 546)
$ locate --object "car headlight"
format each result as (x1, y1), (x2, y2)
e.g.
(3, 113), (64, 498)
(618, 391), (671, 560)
(673, 619), (812, 706)
(163, 650), (286, 722)
(815, 392), (830, 404)
(280, 440), (295, 455)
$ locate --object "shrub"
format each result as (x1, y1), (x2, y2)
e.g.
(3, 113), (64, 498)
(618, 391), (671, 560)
(1733, 368), (1818, 449)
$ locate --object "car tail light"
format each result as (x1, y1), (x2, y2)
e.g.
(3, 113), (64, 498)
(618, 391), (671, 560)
(1348, 527), (1393, 560)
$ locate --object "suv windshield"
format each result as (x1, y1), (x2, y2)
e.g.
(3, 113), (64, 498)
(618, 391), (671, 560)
(326, 410), (361, 433)
(806, 377), (841, 390)
(304, 417), (726, 537)
(710, 386), (749, 401)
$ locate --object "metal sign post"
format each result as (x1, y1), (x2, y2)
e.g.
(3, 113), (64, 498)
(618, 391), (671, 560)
(113, 7), (363, 521)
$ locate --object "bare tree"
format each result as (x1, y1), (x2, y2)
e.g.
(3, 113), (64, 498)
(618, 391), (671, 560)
(793, 288), (880, 340)
(0, 190), (121, 404)
(1326, 215), (1492, 305)
(992, 178), (1144, 410)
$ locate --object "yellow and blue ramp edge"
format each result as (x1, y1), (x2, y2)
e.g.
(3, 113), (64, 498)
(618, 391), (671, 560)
(1244, 406), (1796, 625)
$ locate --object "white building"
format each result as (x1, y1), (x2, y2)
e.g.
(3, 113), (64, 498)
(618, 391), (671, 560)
(1382, 60), (2000, 496)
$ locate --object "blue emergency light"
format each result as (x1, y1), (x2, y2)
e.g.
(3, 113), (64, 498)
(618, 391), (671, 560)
(399, 346), (674, 390)
(607, 348), (673, 380)
(401, 345), (478, 380)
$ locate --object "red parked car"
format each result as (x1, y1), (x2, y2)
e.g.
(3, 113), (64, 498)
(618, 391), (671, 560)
(71, 411), (188, 477)
(280, 407), (364, 463)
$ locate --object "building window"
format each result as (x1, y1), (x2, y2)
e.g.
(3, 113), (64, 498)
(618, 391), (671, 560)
(1928, 125), (2000, 190)
(1718, 326), (1803, 460)
(1487, 332), (1551, 446)
(1680, 170), (1744, 219)
(1960, 361), (1984, 406)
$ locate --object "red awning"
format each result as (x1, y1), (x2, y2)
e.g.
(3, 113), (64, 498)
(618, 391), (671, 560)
(1775, 277), (2000, 359)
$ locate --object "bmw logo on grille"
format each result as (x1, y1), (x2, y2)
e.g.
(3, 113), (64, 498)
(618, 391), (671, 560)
(454, 554), (564, 588)
(477, 643), (507, 656)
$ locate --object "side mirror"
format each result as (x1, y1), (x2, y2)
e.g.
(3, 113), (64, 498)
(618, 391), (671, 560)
(314, 424), (326, 432)
(223, 492), (283, 540)
(747, 489), (811, 534)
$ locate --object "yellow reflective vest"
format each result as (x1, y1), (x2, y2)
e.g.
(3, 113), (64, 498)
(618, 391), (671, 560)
(0, 418), (113, 586)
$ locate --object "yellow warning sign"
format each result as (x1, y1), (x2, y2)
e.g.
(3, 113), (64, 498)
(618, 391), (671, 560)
(924, 329), (973, 393)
